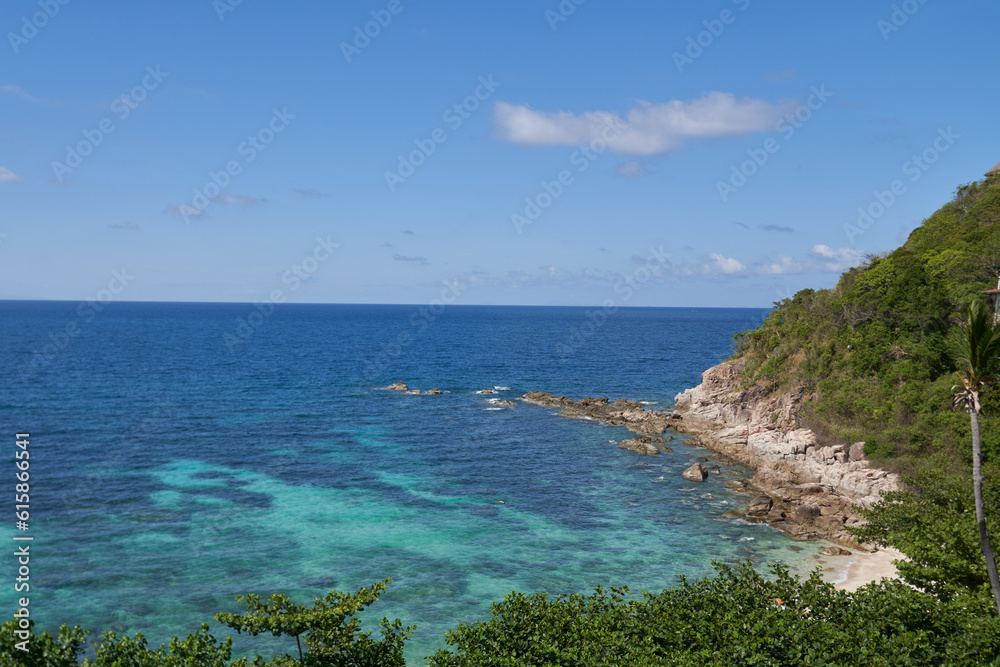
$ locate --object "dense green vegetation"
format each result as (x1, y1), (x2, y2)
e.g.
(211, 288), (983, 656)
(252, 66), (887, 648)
(734, 174), (1000, 471)
(6, 564), (1000, 666)
(734, 173), (1000, 614)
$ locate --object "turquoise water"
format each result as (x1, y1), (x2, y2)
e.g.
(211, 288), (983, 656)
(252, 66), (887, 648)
(0, 303), (834, 663)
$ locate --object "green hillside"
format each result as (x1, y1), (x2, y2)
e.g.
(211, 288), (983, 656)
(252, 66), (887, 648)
(733, 170), (1000, 606)
(735, 172), (1000, 471)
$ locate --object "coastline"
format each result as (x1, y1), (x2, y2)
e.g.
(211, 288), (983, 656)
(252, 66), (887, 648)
(831, 547), (903, 592)
(513, 357), (905, 590)
(671, 358), (901, 549)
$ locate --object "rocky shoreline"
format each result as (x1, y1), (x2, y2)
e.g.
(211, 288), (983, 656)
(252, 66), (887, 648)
(386, 371), (899, 551)
(518, 361), (900, 550)
(671, 358), (900, 549)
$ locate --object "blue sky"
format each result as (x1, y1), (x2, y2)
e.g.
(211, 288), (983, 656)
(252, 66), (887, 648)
(1, 0), (997, 307)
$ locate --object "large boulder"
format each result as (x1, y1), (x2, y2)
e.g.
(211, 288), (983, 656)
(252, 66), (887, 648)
(849, 442), (866, 462)
(682, 463), (708, 482)
(386, 382), (408, 391)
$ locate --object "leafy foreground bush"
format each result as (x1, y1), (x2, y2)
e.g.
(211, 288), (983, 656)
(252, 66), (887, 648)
(4, 565), (999, 666)
(429, 563), (1000, 667)
(1, 579), (411, 667)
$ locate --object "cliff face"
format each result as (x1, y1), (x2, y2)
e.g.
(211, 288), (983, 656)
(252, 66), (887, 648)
(673, 358), (900, 548)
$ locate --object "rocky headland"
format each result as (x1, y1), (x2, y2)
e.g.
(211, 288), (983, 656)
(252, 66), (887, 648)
(520, 360), (899, 550)
(672, 358), (900, 549)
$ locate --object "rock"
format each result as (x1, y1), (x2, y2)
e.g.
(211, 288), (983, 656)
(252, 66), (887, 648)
(709, 467), (722, 475)
(746, 496), (773, 516)
(669, 357), (900, 545)
(618, 438), (660, 456)
(386, 382), (409, 391)
(697, 457), (710, 462)
(407, 389), (422, 395)
(661, 447), (674, 453)
(723, 510), (745, 519)
(820, 546), (852, 556)
(682, 463), (707, 482)
(767, 508), (787, 522)
(792, 503), (822, 524)
(725, 479), (754, 494)
(427, 387), (443, 395)
(477, 388), (495, 395)
(520, 390), (673, 435)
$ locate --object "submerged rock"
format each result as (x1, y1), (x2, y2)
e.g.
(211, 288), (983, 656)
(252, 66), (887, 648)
(618, 438), (661, 456)
(427, 387), (443, 395)
(820, 546), (853, 556)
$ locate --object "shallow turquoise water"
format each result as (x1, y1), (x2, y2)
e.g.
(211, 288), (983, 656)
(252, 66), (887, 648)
(0, 302), (835, 663)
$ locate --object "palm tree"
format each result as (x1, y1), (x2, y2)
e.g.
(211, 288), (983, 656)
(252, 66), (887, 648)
(954, 299), (1000, 615)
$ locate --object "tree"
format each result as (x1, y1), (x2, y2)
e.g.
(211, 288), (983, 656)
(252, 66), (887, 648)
(954, 299), (1000, 615)
(214, 578), (413, 666)
(428, 562), (1000, 666)
(0, 619), (86, 667)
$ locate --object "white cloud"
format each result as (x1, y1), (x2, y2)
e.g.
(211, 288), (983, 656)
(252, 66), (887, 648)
(707, 253), (747, 275)
(697, 246), (864, 278)
(810, 244), (865, 271)
(756, 255), (806, 275)
(493, 92), (794, 156)
(0, 166), (25, 183)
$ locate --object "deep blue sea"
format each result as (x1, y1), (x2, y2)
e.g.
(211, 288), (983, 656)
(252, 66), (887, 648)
(0, 302), (838, 663)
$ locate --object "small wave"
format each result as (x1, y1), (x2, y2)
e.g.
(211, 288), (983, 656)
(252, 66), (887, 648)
(493, 386), (509, 391)
(484, 407), (504, 411)
(640, 400), (658, 405)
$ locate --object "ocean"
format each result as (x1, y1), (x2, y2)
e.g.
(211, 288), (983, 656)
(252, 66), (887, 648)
(0, 301), (837, 663)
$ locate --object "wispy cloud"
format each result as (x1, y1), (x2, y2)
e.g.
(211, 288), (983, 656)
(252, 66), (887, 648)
(165, 204), (204, 218)
(402, 230), (416, 235)
(755, 255), (806, 275)
(0, 84), (58, 105)
(493, 92), (794, 156)
(215, 194), (261, 206)
(760, 223), (794, 233)
(697, 245), (865, 277)
(616, 161), (652, 178)
(393, 253), (429, 265)
(810, 244), (865, 271)
(731, 221), (752, 230)
(294, 188), (328, 198)
(0, 166), (25, 183)
(109, 222), (140, 230)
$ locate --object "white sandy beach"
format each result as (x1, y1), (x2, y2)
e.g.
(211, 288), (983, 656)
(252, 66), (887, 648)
(831, 547), (904, 592)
